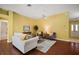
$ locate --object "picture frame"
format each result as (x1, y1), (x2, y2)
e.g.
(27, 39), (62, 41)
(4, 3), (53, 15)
(23, 24), (30, 32)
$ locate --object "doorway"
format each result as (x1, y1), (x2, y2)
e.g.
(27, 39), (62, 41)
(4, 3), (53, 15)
(70, 21), (79, 38)
(0, 20), (8, 40)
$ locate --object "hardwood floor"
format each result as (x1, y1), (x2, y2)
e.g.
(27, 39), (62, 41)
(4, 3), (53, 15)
(0, 40), (79, 55)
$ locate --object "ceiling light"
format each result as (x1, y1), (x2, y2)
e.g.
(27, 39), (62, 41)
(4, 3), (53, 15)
(27, 4), (32, 7)
(42, 14), (47, 19)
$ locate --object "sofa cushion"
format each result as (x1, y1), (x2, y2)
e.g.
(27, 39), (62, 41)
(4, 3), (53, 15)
(21, 34), (32, 40)
(24, 34), (32, 40)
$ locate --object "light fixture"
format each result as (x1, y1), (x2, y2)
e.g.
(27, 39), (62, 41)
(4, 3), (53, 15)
(27, 4), (32, 7)
(42, 14), (47, 19)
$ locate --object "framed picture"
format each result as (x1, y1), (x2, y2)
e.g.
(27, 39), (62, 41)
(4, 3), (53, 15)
(23, 24), (30, 32)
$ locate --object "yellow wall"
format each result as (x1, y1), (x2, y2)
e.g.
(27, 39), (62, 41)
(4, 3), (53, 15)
(70, 20), (79, 24)
(8, 11), (13, 42)
(34, 12), (69, 39)
(0, 10), (34, 42)
(13, 13), (34, 33)
(0, 9), (69, 41)
(13, 12), (69, 39)
(0, 8), (9, 15)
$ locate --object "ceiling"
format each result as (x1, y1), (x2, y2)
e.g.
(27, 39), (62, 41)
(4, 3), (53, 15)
(0, 4), (79, 19)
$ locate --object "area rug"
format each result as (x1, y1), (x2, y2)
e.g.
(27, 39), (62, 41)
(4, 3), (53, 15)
(37, 39), (56, 53)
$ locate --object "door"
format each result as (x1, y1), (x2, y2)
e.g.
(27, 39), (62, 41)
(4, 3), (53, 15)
(0, 21), (8, 40)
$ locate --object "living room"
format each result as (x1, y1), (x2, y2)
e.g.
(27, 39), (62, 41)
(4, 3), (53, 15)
(0, 4), (79, 55)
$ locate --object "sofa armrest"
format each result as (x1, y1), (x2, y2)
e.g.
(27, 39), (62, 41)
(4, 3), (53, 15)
(12, 36), (25, 46)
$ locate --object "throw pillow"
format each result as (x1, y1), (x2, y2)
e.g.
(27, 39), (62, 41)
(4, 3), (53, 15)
(20, 34), (27, 40)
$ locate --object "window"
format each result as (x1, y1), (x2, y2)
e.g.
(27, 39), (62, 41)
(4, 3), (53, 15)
(71, 24), (74, 31)
(71, 24), (78, 32)
(75, 24), (78, 31)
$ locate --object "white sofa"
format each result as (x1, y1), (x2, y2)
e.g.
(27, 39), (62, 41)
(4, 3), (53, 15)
(12, 32), (39, 54)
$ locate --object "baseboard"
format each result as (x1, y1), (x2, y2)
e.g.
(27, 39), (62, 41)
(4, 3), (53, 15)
(56, 38), (68, 41)
(56, 38), (63, 40)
